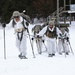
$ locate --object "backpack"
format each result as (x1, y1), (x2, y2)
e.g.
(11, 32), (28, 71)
(32, 25), (42, 35)
(20, 13), (30, 23)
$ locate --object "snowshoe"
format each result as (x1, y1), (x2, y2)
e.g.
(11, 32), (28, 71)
(48, 54), (53, 57)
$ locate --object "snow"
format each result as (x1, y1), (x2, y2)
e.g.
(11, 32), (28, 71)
(0, 21), (75, 75)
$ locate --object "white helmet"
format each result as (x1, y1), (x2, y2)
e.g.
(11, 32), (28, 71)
(12, 11), (20, 17)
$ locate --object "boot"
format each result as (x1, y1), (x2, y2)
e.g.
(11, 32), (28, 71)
(66, 52), (69, 55)
(38, 51), (42, 54)
(19, 55), (28, 59)
(52, 54), (55, 56)
(18, 53), (22, 58)
(18, 53), (28, 59)
(59, 53), (62, 55)
(20, 56), (28, 59)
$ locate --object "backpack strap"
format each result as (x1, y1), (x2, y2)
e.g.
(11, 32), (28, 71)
(22, 19), (29, 29)
(12, 19), (16, 27)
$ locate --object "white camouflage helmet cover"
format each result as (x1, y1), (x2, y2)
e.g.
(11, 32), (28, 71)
(48, 20), (55, 25)
(12, 11), (20, 17)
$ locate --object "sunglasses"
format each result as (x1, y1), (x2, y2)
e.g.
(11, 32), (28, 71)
(14, 16), (19, 18)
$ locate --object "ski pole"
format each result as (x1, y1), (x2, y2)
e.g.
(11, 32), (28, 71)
(68, 40), (74, 55)
(27, 28), (35, 58)
(42, 41), (47, 51)
(36, 38), (42, 54)
(3, 23), (6, 59)
(62, 39), (66, 57)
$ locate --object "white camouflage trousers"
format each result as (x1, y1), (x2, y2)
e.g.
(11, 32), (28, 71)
(58, 39), (69, 53)
(46, 37), (56, 55)
(16, 31), (27, 56)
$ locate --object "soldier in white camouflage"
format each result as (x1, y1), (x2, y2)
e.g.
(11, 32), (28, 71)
(3, 11), (29, 59)
(58, 25), (70, 55)
(37, 20), (62, 57)
(31, 24), (43, 54)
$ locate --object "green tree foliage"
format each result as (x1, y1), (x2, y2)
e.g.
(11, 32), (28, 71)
(1, 0), (57, 23)
(1, 0), (30, 23)
(32, 0), (56, 17)
(0, 0), (75, 23)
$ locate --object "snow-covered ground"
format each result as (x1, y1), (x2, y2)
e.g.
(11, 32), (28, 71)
(0, 21), (75, 75)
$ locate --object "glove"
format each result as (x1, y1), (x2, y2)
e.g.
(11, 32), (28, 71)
(59, 33), (62, 36)
(66, 37), (69, 41)
(37, 35), (40, 38)
(42, 40), (44, 43)
(2, 23), (6, 28)
(31, 38), (34, 40)
(58, 37), (61, 39)
(37, 35), (42, 38)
